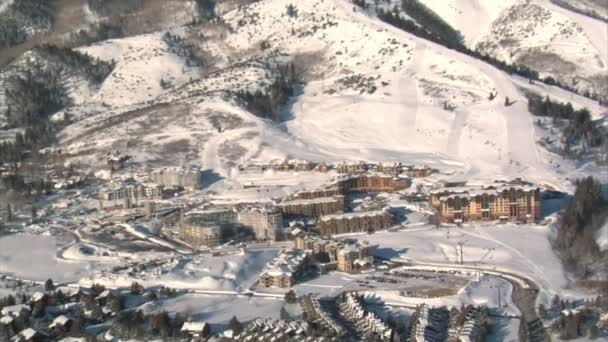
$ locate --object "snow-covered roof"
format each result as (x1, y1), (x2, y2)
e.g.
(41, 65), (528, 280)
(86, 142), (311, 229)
(320, 209), (388, 221)
(18, 328), (40, 340)
(279, 196), (341, 206)
(181, 321), (207, 332)
(1, 304), (30, 317)
(262, 250), (307, 277)
(49, 315), (71, 328)
(0, 315), (13, 325)
(31, 292), (46, 302)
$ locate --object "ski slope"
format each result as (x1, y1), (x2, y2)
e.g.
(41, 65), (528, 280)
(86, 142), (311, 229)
(52, 0), (606, 191)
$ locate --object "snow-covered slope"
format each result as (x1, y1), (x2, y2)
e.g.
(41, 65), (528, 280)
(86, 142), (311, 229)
(420, 0), (608, 98)
(46, 0), (605, 191)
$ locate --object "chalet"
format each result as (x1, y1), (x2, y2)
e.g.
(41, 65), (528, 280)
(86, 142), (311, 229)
(68, 288), (93, 303)
(10, 328), (48, 342)
(181, 321), (210, 339)
(48, 315), (72, 333)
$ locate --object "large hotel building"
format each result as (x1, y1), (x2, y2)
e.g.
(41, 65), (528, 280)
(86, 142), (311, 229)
(430, 181), (541, 224)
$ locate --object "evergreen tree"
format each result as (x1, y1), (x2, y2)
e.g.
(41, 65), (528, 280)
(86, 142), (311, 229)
(70, 309), (86, 337)
(227, 316), (243, 335)
(284, 290), (297, 304)
(286, 4), (298, 18)
(45, 278), (54, 292)
(280, 307), (291, 321)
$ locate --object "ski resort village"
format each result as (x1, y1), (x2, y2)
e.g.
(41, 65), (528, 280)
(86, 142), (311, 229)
(0, 0), (607, 341)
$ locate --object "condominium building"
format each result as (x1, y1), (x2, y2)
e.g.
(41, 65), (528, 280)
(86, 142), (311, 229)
(336, 161), (367, 174)
(184, 207), (237, 228)
(179, 222), (221, 248)
(278, 196), (345, 218)
(98, 180), (163, 210)
(259, 250), (309, 288)
(98, 181), (163, 202)
(291, 188), (343, 200)
(319, 210), (393, 236)
(149, 166), (203, 191)
(337, 174), (409, 193)
(238, 206), (284, 241)
(337, 243), (372, 273)
(430, 181), (541, 224)
(294, 235), (372, 273)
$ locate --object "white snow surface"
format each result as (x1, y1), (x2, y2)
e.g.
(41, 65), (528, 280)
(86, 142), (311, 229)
(0, 234), (94, 283)
(597, 219), (608, 252)
(362, 223), (580, 299)
(56, 0), (607, 192)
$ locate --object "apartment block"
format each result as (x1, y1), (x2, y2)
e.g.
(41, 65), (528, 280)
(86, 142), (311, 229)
(430, 181), (541, 224)
(278, 195), (345, 218)
(319, 210), (393, 236)
(238, 206), (284, 241)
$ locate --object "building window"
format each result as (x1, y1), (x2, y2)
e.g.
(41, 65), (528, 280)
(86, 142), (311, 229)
(510, 204), (518, 217)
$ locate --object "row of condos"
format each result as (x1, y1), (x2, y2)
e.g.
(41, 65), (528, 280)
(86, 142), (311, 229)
(149, 166), (203, 191)
(259, 250), (309, 288)
(179, 222), (222, 248)
(179, 206), (284, 247)
(335, 161), (435, 177)
(294, 235), (372, 273)
(289, 174), (410, 202)
(319, 209), (393, 236)
(337, 174), (410, 193)
(430, 182), (541, 224)
(278, 195), (345, 217)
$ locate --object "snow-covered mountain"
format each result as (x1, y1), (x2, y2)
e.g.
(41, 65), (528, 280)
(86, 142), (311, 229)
(420, 0), (608, 98)
(0, 0), (606, 191)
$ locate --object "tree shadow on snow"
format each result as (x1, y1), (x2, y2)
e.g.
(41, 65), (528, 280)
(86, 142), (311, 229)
(201, 169), (224, 188)
(370, 245), (408, 260)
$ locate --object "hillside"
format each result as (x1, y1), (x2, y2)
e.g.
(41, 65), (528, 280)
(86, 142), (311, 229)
(0, 0), (606, 191)
(419, 0), (608, 100)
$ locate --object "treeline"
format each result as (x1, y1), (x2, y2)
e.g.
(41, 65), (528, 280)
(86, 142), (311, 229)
(0, 0), (55, 48)
(87, 0), (143, 18)
(528, 94), (604, 153)
(196, 0), (216, 19)
(36, 44), (116, 84)
(68, 21), (126, 47)
(357, 0), (604, 102)
(550, 0), (607, 24)
(162, 32), (205, 67)
(400, 0), (464, 49)
(5, 64), (69, 128)
(0, 122), (59, 164)
(375, 4), (539, 78)
(0, 173), (54, 196)
(554, 177), (607, 278)
(236, 63), (300, 122)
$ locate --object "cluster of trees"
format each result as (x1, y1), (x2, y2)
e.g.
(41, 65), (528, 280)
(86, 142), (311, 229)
(0, 0), (55, 48)
(68, 21), (125, 47)
(36, 44), (116, 84)
(400, 0), (464, 49)
(286, 4), (298, 18)
(162, 32), (205, 67)
(528, 94), (604, 155)
(87, 0), (142, 18)
(5, 64), (68, 128)
(236, 63), (300, 121)
(0, 122), (59, 164)
(196, 0), (216, 19)
(110, 310), (184, 339)
(554, 177), (607, 278)
(1, 174), (54, 196)
(542, 297), (604, 341)
(358, 0), (603, 102)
